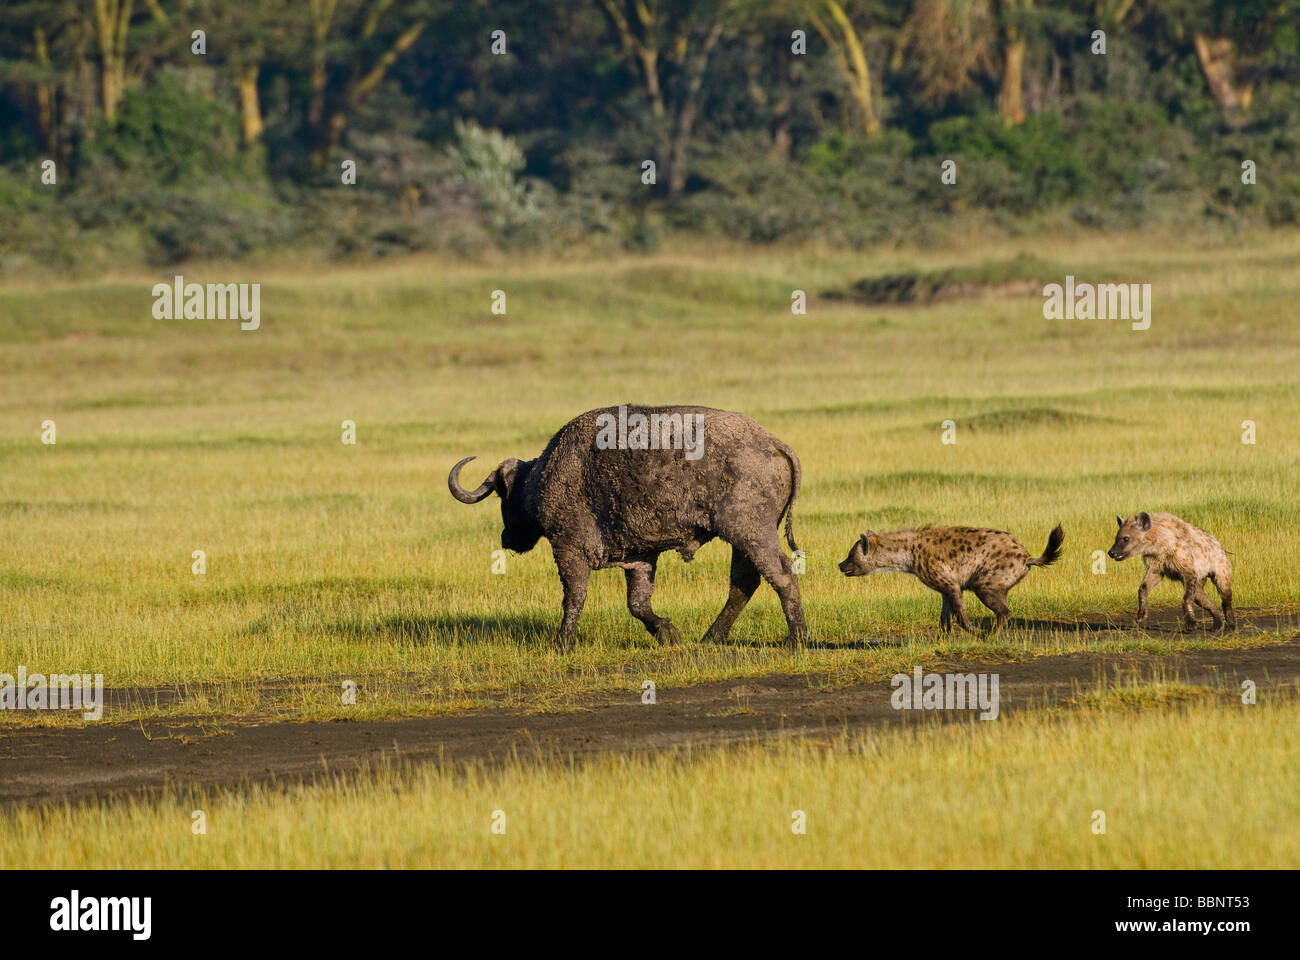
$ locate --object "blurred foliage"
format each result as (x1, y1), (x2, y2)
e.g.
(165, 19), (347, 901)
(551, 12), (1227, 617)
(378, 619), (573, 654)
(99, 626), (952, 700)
(0, 0), (1297, 269)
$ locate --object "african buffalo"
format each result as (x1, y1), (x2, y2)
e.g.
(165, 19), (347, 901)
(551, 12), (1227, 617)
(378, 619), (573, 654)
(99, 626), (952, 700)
(448, 404), (807, 648)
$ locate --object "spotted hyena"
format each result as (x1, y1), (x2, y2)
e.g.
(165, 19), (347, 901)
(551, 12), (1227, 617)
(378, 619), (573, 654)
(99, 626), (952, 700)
(1107, 512), (1234, 630)
(838, 524), (1064, 632)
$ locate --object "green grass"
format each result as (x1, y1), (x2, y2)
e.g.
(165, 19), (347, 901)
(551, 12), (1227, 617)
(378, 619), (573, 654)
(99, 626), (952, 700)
(2, 228), (1299, 723)
(3, 690), (1295, 868)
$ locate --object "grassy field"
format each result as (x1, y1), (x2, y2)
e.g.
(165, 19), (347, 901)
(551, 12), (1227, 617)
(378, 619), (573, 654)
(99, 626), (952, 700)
(2, 228), (1299, 724)
(2, 687), (1294, 868)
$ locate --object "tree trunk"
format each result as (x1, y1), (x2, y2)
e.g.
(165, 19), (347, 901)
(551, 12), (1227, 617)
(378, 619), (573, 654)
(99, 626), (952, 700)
(33, 27), (57, 155)
(91, 0), (132, 122)
(308, 12), (426, 170)
(667, 20), (725, 195)
(312, 108), (348, 168)
(769, 96), (792, 160)
(100, 56), (124, 122)
(76, 39), (96, 142)
(237, 64), (264, 146)
(812, 2), (879, 137)
(998, 35), (1025, 125)
(1194, 34), (1252, 125)
(307, 0), (334, 134)
(826, 1), (879, 136)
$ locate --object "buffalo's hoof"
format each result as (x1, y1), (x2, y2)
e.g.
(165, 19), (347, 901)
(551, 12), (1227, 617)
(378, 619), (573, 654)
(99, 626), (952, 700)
(654, 620), (681, 646)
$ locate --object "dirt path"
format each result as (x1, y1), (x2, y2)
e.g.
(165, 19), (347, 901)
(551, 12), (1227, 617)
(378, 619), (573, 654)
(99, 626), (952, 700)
(3, 634), (1297, 808)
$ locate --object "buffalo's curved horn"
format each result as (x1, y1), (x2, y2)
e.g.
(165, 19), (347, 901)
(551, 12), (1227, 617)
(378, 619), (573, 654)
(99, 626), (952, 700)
(448, 456), (496, 504)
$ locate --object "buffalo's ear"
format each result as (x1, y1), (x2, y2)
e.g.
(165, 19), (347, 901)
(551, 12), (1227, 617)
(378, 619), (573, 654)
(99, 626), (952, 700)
(1116, 515), (1124, 528)
(493, 458), (522, 498)
(1138, 511), (1152, 531)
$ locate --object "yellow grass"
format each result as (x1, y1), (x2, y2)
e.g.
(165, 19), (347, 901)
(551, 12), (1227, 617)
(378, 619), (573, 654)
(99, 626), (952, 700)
(2, 228), (1299, 723)
(2, 691), (1294, 868)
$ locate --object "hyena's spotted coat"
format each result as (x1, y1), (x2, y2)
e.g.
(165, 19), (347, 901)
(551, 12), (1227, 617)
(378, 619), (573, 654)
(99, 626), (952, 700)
(1107, 512), (1234, 630)
(838, 524), (1064, 632)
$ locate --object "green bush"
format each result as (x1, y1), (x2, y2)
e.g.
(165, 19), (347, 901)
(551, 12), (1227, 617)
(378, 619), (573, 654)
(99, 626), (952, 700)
(82, 73), (247, 185)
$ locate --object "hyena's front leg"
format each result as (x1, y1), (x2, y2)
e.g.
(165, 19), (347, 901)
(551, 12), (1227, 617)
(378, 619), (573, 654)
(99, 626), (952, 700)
(1136, 562), (1162, 626)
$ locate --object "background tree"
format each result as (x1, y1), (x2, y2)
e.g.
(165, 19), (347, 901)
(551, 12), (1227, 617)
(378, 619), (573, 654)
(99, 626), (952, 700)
(596, 0), (737, 193)
(300, 0), (437, 171)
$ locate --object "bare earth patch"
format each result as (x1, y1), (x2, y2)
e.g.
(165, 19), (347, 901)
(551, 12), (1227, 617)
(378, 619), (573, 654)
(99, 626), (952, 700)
(3, 611), (1295, 808)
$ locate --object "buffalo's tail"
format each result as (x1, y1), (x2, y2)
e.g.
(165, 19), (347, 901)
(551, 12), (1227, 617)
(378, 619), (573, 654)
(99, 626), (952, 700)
(774, 442), (801, 553)
(1028, 524), (1065, 567)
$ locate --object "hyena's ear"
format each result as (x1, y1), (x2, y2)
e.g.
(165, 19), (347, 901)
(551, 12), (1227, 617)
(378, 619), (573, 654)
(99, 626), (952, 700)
(861, 530), (877, 549)
(1137, 511), (1152, 531)
(1116, 515), (1124, 528)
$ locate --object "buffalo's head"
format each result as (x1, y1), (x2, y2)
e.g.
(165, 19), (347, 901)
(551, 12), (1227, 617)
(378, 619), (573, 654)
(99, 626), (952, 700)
(448, 456), (543, 553)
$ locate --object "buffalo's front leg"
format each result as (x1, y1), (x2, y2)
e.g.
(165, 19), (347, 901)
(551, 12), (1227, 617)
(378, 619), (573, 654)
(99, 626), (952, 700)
(624, 559), (680, 645)
(554, 554), (591, 650)
(702, 549), (761, 644)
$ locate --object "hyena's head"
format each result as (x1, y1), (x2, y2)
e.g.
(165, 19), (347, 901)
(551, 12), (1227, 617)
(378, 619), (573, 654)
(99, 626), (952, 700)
(1108, 512), (1153, 561)
(839, 531), (898, 576)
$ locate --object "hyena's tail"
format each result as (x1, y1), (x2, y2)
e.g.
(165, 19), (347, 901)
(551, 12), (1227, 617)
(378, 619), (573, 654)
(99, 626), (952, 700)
(1028, 524), (1065, 567)
(774, 441), (801, 554)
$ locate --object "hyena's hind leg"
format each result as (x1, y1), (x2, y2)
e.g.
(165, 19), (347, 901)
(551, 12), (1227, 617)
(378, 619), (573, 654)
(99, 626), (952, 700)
(1192, 578), (1224, 630)
(938, 585), (973, 632)
(971, 586), (1012, 634)
(1209, 568), (1235, 630)
(1179, 578), (1203, 631)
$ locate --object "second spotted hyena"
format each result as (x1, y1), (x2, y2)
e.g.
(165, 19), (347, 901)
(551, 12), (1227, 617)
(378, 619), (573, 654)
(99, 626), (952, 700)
(1107, 512), (1234, 630)
(838, 524), (1064, 632)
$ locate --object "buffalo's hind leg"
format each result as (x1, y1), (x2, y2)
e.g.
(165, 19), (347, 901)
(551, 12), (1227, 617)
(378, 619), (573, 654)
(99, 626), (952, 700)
(702, 549), (762, 644)
(624, 558), (681, 645)
(737, 536), (808, 650)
